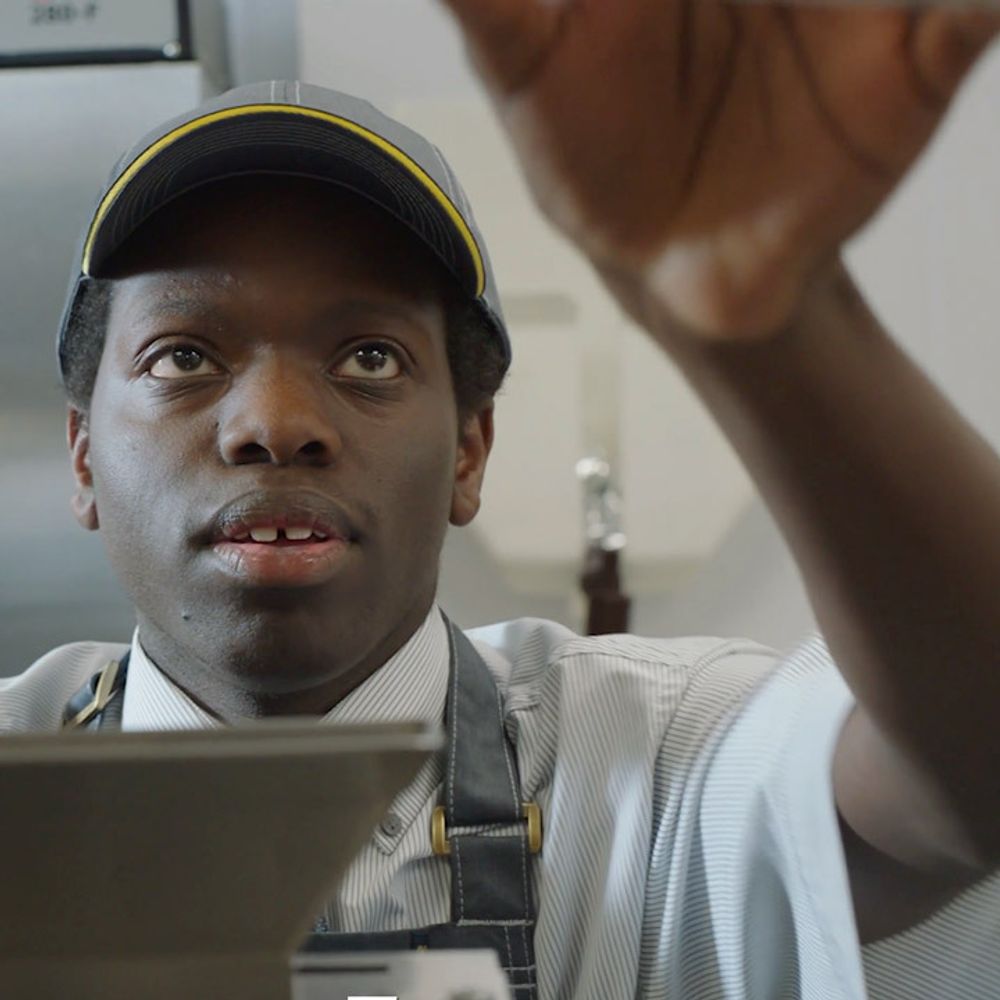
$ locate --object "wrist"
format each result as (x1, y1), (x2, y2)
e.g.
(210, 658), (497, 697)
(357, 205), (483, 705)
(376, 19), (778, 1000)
(594, 248), (850, 354)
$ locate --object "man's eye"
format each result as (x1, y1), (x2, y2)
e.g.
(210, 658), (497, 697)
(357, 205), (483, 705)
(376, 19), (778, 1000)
(334, 343), (402, 381)
(149, 347), (221, 379)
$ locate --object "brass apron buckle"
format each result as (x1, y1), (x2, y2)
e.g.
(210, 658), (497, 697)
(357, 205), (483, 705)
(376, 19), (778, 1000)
(432, 802), (542, 856)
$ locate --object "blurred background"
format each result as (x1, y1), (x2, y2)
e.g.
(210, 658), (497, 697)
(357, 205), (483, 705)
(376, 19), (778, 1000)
(2, 0), (999, 676)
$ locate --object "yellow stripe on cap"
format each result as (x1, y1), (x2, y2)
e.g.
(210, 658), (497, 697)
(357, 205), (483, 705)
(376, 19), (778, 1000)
(81, 104), (486, 296)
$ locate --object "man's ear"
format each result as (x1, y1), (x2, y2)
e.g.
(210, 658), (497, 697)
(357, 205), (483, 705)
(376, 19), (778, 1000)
(67, 406), (99, 531)
(450, 404), (494, 527)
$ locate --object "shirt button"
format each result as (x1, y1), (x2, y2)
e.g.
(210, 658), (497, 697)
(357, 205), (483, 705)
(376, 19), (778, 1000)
(380, 812), (403, 837)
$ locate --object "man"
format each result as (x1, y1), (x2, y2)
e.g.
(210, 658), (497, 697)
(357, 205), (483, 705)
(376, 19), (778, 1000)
(3, 2), (1000, 997)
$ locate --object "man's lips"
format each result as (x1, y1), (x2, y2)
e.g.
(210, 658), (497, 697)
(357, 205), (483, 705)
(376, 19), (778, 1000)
(205, 488), (358, 545)
(202, 488), (359, 588)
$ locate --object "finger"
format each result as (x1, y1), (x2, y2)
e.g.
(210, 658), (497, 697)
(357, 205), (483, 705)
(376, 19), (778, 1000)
(912, 10), (1000, 100)
(436, 0), (568, 93)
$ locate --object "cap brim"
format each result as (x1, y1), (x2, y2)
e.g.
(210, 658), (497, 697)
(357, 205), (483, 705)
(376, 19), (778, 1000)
(82, 104), (486, 300)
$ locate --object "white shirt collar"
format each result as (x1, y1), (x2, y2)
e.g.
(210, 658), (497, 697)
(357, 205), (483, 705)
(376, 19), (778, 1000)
(121, 606), (449, 732)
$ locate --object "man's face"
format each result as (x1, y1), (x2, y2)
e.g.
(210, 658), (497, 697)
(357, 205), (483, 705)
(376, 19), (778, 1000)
(68, 178), (492, 714)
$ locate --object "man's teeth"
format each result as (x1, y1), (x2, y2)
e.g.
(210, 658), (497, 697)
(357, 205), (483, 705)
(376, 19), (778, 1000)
(235, 526), (330, 543)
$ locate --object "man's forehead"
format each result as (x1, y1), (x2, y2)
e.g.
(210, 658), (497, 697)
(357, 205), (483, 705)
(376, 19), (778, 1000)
(131, 271), (241, 300)
(111, 272), (241, 321)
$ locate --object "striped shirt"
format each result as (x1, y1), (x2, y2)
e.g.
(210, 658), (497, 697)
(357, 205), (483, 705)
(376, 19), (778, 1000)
(2, 607), (998, 998)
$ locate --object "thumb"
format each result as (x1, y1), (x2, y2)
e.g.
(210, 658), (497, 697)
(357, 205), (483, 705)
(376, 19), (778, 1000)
(437, 0), (567, 94)
(914, 10), (1000, 99)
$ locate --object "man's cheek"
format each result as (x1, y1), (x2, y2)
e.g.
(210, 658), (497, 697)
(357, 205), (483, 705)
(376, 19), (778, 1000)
(90, 449), (190, 577)
(397, 441), (455, 515)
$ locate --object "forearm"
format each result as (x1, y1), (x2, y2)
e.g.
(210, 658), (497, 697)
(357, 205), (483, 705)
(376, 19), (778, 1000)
(613, 260), (1000, 859)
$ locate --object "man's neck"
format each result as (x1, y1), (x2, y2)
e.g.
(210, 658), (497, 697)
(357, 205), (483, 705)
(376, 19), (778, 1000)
(131, 600), (437, 723)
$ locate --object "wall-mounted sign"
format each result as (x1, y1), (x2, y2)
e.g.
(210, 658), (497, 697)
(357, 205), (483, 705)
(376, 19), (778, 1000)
(0, 0), (189, 66)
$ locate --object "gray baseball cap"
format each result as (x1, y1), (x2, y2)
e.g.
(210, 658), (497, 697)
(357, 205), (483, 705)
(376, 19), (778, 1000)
(58, 79), (510, 378)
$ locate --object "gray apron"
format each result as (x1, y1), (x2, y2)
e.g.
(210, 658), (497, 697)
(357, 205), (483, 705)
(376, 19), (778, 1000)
(62, 618), (540, 997)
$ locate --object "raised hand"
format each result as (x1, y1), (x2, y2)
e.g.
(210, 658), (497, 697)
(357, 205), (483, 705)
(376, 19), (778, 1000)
(440, 0), (1000, 337)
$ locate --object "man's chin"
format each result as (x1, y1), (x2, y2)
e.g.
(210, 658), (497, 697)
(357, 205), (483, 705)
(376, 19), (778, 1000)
(183, 624), (376, 709)
(147, 594), (377, 685)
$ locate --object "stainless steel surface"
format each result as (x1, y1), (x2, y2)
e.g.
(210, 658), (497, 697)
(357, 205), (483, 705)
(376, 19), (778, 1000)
(291, 950), (510, 1000)
(0, 722), (439, 1000)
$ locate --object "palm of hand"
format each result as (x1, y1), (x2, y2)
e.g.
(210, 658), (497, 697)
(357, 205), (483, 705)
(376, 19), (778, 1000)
(446, 1), (999, 335)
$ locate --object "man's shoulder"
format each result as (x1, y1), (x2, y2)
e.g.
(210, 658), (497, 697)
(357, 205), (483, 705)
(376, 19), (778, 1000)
(463, 617), (786, 812)
(0, 641), (130, 734)
(465, 616), (778, 722)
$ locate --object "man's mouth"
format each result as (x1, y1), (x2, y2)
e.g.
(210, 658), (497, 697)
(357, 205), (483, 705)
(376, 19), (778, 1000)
(207, 488), (357, 543)
(204, 489), (358, 587)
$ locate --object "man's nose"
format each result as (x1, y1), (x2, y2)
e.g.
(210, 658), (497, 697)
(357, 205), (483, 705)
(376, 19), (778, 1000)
(217, 358), (342, 467)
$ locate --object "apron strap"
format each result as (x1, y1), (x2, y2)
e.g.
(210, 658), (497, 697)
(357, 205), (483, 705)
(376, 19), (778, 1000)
(444, 620), (522, 828)
(62, 652), (130, 730)
(436, 616), (537, 927)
